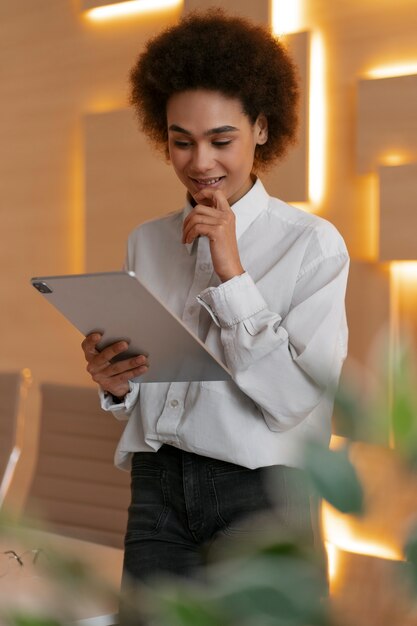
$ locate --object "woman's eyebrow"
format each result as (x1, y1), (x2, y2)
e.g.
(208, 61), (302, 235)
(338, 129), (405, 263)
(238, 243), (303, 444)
(168, 124), (239, 135)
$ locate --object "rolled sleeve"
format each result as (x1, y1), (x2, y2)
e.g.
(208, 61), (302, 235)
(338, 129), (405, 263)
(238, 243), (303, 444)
(197, 253), (349, 433)
(99, 380), (140, 421)
(197, 272), (267, 328)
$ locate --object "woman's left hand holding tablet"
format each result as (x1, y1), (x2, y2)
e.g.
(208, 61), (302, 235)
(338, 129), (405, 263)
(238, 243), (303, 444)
(81, 333), (149, 399)
(182, 189), (245, 282)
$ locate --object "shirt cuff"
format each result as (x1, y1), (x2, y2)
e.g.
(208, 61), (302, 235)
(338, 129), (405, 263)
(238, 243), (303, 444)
(197, 272), (267, 328)
(99, 380), (140, 413)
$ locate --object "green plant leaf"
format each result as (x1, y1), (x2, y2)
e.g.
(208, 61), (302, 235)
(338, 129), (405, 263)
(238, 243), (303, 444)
(215, 556), (328, 626)
(333, 385), (367, 441)
(389, 342), (417, 465)
(391, 385), (417, 466)
(304, 441), (364, 514)
(158, 589), (229, 626)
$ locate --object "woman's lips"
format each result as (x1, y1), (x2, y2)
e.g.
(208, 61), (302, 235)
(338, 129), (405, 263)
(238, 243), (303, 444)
(191, 176), (225, 190)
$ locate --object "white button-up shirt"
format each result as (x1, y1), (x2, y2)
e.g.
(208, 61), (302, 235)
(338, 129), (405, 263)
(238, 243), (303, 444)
(101, 178), (349, 471)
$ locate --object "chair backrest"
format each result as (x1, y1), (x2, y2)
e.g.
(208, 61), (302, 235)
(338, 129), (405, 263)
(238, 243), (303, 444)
(0, 370), (31, 505)
(25, 383), (130, 549)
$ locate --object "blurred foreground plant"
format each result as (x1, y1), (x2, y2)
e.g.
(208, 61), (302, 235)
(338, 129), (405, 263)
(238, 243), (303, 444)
(1, 336), (417, 625)
(0, 510), (119, 626)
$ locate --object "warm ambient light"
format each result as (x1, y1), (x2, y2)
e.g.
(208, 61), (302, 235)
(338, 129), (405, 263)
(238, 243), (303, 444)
(366, 62), (417, 79)
(325, 541), (338, 581)
(325, 435), (403, 583)
(390, 262), (417, 282)
(271, 2), (327, 212)
(85, 0), (182, 21)
(86, 96), (128, 114)
(322, 503), (402, 565)
(309, 33), (326, 207)
(271, 0), (303, 36)
(329, 434), (347, 450)
(69, 125), (85, 273)
(22, 368), (33, 384)
(380, 150), (414, 167)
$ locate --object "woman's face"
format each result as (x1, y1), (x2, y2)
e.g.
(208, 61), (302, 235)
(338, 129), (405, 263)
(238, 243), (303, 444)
(166, 89), (267, 205)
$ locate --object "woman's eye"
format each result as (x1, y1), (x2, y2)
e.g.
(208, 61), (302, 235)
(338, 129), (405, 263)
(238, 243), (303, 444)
(174, 140), (192, 148)
(213, 140), (231, 147)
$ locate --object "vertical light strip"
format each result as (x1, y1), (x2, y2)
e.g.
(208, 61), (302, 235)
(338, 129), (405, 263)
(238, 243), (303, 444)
(325, 541), (338, 586)
(271, 0), (302, 36)
(272, 2), (327, 211)
(69, 122), (85, 273)
(309, 32), (326, 207)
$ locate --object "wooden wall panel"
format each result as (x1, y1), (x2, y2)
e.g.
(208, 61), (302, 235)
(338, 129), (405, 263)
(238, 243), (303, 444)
(2, 0), (417, 397)
(84, 108), (184, 272)
(357, 74), (417, 175)
(0, 1), (180, 383)
(82, 0), (127, 10)
(183, 0), (269, 23)
(334, 261), (391, 440)
(379, 163), (417, 261)
(391, 264), (417, 358)
(345, 261), (391, 367)
(263, 31), (309, 202)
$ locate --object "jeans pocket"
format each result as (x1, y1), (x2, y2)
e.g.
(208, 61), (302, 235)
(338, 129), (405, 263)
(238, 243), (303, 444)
(209, 465), (273, 535)
(125, 458), (169, 541)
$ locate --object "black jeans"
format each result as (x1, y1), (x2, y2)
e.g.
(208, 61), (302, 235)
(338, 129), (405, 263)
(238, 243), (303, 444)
(122, 444), (315, 586)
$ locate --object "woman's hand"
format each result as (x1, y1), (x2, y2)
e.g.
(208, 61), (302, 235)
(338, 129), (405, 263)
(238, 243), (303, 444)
(182, 189), (245, 282)
(81, 333), (149, 399)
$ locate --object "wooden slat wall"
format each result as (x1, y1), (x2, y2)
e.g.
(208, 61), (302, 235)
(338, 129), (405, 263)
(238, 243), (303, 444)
(26, 383), (130, 549)
(3, 1), (417, 384)
(379, 163), (417, 261)
(0, 372), (21, 480)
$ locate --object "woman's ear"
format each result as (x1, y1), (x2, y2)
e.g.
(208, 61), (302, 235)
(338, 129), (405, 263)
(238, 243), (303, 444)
(255, 113), (268, 145)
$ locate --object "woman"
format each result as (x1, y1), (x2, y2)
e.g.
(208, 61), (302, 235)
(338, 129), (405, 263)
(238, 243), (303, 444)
(81, 9), (349, 586)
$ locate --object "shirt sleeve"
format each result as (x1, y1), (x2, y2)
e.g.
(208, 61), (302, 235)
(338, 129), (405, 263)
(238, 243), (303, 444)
(197, 252), (349, 432)
(98, 380), (140, 421)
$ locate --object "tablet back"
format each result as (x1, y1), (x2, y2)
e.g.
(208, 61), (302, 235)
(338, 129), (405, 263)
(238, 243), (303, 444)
(31, 271), (230, 383)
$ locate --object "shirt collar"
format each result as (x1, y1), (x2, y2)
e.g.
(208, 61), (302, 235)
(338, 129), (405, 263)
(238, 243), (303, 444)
(182, 178), (270, 255)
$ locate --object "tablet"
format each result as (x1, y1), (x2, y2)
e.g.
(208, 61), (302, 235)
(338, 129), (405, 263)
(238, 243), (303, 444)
(31, 271), (231, 383)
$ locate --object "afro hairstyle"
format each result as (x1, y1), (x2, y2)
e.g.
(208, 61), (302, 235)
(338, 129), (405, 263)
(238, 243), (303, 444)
(130, 8), (299, 171)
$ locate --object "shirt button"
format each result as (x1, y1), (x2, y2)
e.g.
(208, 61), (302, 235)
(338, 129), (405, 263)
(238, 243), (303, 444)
(170, 399), (179, 408)
(199, 262), (211, 272)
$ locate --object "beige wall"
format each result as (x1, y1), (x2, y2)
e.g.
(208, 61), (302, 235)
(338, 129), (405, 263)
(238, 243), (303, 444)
(1, 1), (182, 387)
(1, 0), (417, 391)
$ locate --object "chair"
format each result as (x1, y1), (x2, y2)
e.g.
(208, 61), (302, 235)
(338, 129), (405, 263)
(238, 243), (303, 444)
(0, 369), (32, 506)
(25, 382), (131, 549)
(19, 382), (133, 624)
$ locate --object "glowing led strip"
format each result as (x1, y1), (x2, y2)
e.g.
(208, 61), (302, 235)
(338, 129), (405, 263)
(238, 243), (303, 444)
(391, 262), (417, 281)
(271, 0), (302, 36)
(85, 0), (182, 21)
(366, 62), (417, 79)
(308, 33), (326, 207)
(271, 2), (326, 210)
(323, 504), (402, 564)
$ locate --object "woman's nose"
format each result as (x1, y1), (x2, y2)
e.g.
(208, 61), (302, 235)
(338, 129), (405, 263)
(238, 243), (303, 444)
(190, 144), (215, 173)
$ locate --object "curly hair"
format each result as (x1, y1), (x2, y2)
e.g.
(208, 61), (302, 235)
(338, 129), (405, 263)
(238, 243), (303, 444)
(129, 9), (299, 171)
